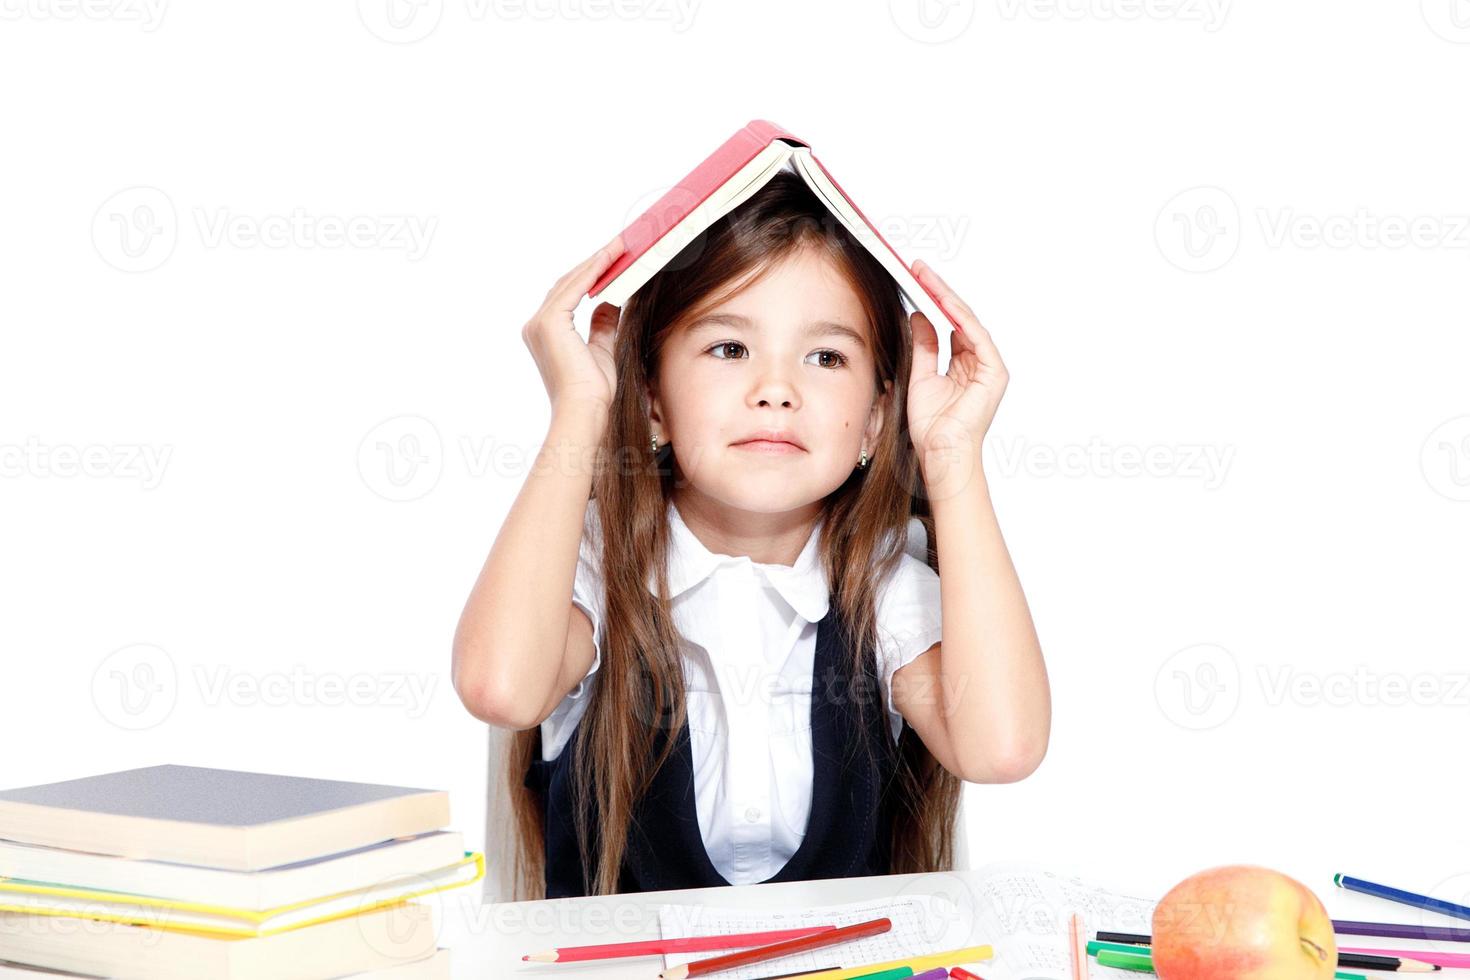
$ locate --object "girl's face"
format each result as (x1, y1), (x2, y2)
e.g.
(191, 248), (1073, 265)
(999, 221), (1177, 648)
(648, 242), (891, 520)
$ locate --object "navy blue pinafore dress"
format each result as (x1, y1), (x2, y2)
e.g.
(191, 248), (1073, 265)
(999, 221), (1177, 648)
(522, 598), (903, 897)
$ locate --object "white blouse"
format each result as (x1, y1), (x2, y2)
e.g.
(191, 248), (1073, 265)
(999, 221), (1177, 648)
(540, 497), (944, 886)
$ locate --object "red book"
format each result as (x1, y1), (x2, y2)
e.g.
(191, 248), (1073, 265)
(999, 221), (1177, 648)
(589, 119), (964, 336)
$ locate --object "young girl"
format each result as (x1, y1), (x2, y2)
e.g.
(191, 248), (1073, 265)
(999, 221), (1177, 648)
(453, 172), (1050, 900)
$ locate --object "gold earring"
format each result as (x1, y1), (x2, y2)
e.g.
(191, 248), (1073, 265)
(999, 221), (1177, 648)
(651, 433), (660, 454)
(858, 449), (869, 469)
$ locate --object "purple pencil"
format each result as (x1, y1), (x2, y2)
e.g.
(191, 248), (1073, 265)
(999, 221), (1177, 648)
(910, 971), (950, 980)
(1334, 918), (1470, 943)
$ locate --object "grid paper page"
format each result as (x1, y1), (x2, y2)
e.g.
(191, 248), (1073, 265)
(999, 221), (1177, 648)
(657, 894), (954, 977)
(969, 865), (1159, 980)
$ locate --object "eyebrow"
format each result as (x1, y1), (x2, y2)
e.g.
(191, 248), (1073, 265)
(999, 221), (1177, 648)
(686, 313), (868, 350)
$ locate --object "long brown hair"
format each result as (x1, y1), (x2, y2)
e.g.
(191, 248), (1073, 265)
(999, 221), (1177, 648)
(506, 170), (961, 899)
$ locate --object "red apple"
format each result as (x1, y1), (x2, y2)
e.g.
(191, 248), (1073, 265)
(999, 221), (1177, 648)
(1152, 865), (1336, 980)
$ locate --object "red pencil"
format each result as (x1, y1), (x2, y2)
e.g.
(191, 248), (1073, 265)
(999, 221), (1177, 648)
(659, 917), (893, 980)
(522, 924), (836, 962)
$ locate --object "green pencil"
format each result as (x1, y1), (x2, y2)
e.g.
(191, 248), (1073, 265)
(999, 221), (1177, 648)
(1096, 950), (1154, 972)
(1090, 948), (1366, 980)
(847, 969), (913, 980)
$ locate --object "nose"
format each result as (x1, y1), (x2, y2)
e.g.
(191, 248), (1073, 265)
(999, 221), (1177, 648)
(749, 364), (799, 410)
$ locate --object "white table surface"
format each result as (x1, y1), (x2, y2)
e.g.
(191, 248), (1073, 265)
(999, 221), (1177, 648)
(430, 859), (1470, 979)
(434, 868), (1080, 979)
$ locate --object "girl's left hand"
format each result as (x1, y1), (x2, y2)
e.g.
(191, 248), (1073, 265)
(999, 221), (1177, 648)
(906, 259), (1008, 463)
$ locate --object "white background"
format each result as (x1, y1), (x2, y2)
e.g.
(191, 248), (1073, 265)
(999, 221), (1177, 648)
(3, 0), (1469, 915)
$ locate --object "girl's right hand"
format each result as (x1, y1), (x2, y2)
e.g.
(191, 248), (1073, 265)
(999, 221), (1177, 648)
(522, 236), (627, 419)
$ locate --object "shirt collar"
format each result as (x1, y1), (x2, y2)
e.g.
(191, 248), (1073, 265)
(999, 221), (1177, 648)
(652, 499), (831, 624)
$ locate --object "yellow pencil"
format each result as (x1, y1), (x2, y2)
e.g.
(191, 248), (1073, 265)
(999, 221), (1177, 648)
(784, 943), (993, 980)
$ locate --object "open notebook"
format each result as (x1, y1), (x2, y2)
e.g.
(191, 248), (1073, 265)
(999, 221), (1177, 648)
(657, 863), (1159, 980)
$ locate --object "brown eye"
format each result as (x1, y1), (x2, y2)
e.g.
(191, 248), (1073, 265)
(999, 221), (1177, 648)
(807, 349), (849, 369)
(708, 342), (747, 359)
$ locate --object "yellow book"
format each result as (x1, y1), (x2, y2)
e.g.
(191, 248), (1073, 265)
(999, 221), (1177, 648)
(0, 852), (483, 939)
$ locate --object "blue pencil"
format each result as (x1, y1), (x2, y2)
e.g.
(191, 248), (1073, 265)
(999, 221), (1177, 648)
(1334, 873), (1470, 923)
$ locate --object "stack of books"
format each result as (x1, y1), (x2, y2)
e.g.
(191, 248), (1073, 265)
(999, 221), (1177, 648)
(0, 765), (484, 979)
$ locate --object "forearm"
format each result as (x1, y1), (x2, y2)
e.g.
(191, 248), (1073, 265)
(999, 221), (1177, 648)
(923, 449), (1051, 780)
(451, 401), (606, 725)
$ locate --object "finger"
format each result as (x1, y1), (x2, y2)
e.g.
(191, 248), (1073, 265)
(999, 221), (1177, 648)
(959, 321), (1005, 377)
(909, 310), (940, 386)
(586, 301), (621, 353)
(543, 235), (626, 316)
(914, 259), (984, 335)
(914, 260), (1002, 368)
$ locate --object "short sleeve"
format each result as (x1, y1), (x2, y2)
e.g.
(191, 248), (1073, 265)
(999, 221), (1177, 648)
(876, 520), (943, 742)
(564, 502), (605, 701)
(541, 502), (606, 761)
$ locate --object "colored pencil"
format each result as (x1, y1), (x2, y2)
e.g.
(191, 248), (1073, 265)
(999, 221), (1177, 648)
(1092, 948), (1367, 980)
(751, 968), (842, 980)
(522, 923), (835, 961)
(1339, 945), (1467, 968)
(848, 970), (912, 980)
(1089, 932), (1437, 972)
(660, 917), (893, 979)
(948, 969), (986, 980)
(911, 970), (950, 979)
(1070, 912), (1088, 980)
(775, 943), (994, 980)
(1097, 949), (1154, 972)
(1334, 873), (1470, 924)
(1334, 918), (1470, 943)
